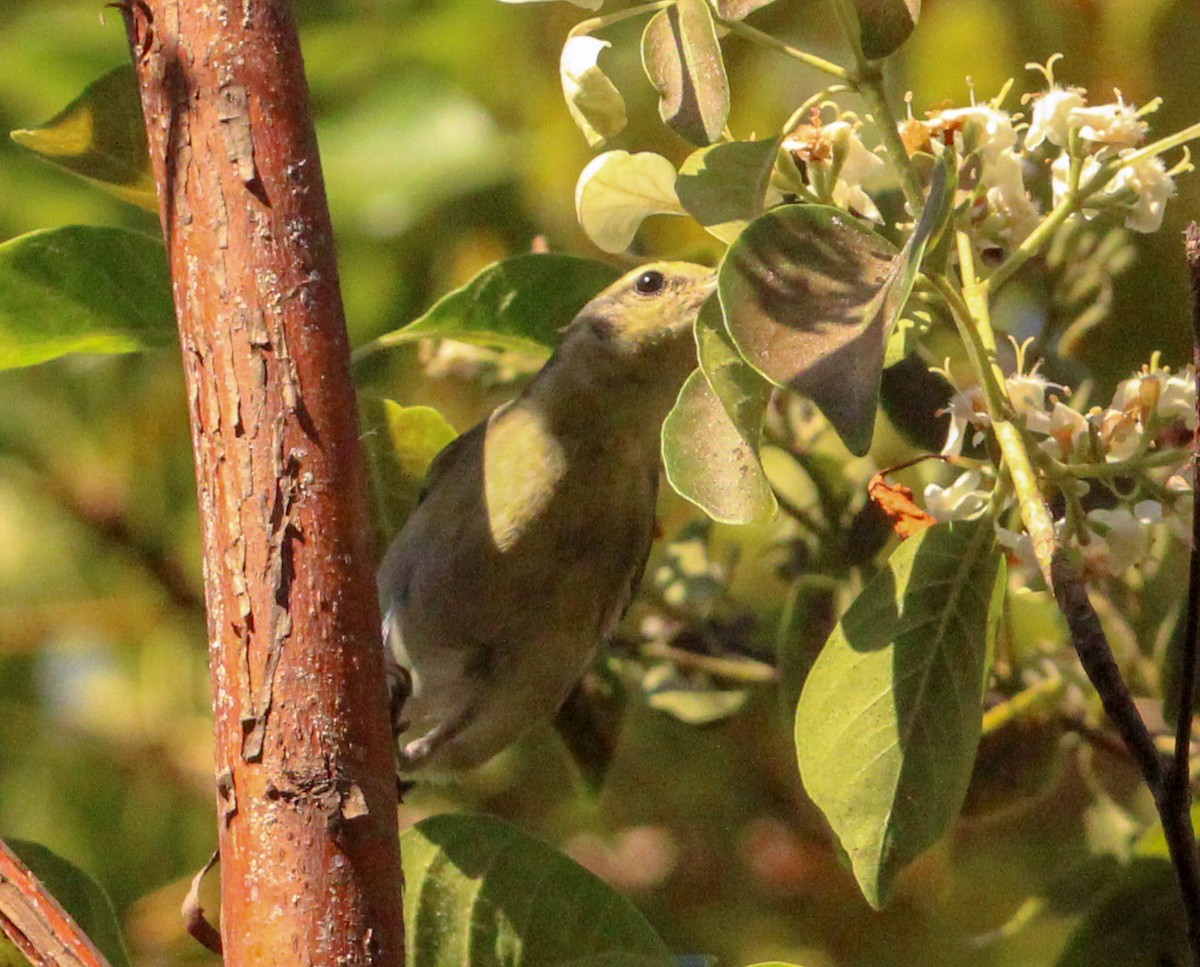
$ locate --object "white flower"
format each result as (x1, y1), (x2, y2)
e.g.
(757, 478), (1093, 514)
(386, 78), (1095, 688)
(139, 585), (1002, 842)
(1112, 366), (1196, 428)
(1050, 153), (1102, 210)
(828, 121), (885, 222)
(1158, 370), (1198, 428)
(1082, 503), (1160, 576)
(1026, 400), (1089, 459)
(785, 119), (885, 222)
(1072, 99), (1149, 151)
(1107, 152), (1175, 233)
(980, 150), (1040, 244)
(1025, 87), (1087, 150)
(996, 525), (1038, 571)
(1006, 372), (1057, 417)
(924, 470), (989, 522)
(925, 105), (1018, 165)
(940, 384), (989, 456)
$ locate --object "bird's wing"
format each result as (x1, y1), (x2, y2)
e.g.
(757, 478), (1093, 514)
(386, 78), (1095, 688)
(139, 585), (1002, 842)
(415, 421), (486, 505)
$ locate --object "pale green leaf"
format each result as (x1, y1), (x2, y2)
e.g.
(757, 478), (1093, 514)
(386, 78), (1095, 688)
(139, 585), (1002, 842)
(662, 300), (775, 523)
(0, 226), (175, 370)
(355, 254), (620, 360)
(402, 813), (672, 967)
(795, 518), (1005, 908)
(641, 0), (730, 145)
(676, 138), (779, 243)
(561, 35), (627, 147)
(10, 65), (156, 211)
(360, 397), (458, 547)
(575, 151), (685, 254)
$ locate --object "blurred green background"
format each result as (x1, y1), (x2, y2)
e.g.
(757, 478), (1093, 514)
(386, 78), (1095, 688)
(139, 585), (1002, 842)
(2, 0), (1200, 964)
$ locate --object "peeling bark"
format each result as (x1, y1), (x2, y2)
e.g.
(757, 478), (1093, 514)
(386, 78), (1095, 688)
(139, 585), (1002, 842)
(121, 2), (406, 962)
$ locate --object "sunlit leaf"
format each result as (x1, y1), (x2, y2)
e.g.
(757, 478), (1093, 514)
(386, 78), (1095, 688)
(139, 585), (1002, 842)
(10, 65), (156, 211)
(4, 839), (132, 967)
(402, 813), (672, 966)
(360, 397), (458, 548)
(676, 138), (779, 243)
(852, 0), (921, 59)
(560, 35), (627, 147)
(575, 151), (685, 254)
(356, 254), (620, 360)
(0, 226), (175, 370)
(795, 518), (1005, 908)
(641, 0), (730, 145)
(718, 205), (897, 455)
(663, 300), (776, 523)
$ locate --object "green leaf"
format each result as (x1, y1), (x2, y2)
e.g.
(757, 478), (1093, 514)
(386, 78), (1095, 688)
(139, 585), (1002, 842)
(575, 151), (685, 254)
(0, 225), (175, 370)
(662, 300), (776, 524)
(357, 254), (621, 359)
(676, 138), (779, 243)
(641, 0), (731, 146)
(795, 518), (1005, 908)
(718, 205), (898, 455)
(10, 65), (156, 211)
(360, 397), (458, 548)
(1054, 858), (1188, 967)
(561, 35), (627, 147)
(402, 813), (672, 967)
(851, 0), (921, 59)
(3, 839), (132, 967)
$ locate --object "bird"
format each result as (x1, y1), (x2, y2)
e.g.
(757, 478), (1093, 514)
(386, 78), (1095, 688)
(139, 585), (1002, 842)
(377, 261), (717, 776)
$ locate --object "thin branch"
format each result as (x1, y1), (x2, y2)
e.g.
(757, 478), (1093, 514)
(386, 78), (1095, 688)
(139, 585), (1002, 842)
(0, 837), (113, 967)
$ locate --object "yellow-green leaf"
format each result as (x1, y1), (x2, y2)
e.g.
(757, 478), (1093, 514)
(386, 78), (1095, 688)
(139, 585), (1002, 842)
(360, 397), (458, 548)
(796, 518), (1005, 908)
(11, 65), (156, 211)
(402, 813), (671, 966)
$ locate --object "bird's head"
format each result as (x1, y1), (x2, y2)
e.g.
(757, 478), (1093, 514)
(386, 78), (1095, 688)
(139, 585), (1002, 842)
(561, 260), (717, 381)
(577, 260), (716, 348)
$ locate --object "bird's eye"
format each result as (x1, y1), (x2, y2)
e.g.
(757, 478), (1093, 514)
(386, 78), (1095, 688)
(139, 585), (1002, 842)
(634, 270), (666, 295)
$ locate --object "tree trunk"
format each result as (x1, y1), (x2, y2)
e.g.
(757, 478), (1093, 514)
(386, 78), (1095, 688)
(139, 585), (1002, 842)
(121, 1), (406, 962)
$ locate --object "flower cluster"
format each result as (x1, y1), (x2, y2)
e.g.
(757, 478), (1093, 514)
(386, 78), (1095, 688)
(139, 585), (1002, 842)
(782, 58), (1187, 252)
(926, 359), (1196, 578)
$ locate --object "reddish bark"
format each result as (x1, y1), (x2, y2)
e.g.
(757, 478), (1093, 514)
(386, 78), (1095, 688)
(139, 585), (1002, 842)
(121, 1), (405, 962)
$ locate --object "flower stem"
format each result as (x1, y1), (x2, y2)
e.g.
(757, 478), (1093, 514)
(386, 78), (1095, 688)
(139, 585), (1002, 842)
(718, 17), (849, 80)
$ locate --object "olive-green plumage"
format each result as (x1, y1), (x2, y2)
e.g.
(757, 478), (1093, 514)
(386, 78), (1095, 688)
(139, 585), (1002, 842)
(377, 261), (716, 775)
